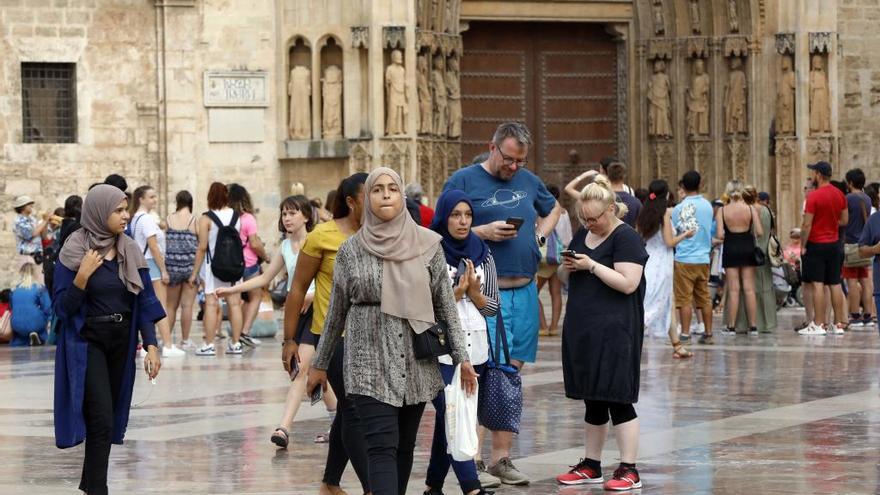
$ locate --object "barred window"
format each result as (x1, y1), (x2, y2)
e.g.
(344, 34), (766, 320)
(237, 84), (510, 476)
(21, 63), (77, 143)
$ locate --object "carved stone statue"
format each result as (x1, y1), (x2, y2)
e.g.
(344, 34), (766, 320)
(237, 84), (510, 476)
(321, 65), (343, 139)
(810, 54), (831, 134)
(777, 56), (796, 135)
(652, 0), (665, 36)
(689, 0), (701, 35)
(432, 55), (448, 137)
(417, 55), (433, 135)
(417, 0), (428, 29)
(385, 49), (408, 136)
(686, 59), (710, 136)
(432, 0), (446, 32)
(724, 57), (748, 135)
(446, 56), (462, 138)
(647, 60), (672, 138)
(728, 0), (739, 33)
(288, 66), (311, 140)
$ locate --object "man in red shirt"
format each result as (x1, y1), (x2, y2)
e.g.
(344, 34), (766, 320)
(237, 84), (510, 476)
(405, 182), (435, 227)
(799, 161), (849, 335)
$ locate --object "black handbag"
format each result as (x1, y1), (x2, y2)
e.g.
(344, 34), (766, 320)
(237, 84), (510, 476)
(412, 321), (452, 360)
(753, 246), (766, 266)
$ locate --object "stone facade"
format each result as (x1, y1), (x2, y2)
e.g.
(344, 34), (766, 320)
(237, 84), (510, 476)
(0, 0), (879, 285)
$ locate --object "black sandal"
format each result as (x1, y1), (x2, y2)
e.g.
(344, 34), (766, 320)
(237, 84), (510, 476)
(271, 427), (289, 449)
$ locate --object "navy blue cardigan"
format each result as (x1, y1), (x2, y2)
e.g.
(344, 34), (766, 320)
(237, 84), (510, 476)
(53, 264), (165, 449)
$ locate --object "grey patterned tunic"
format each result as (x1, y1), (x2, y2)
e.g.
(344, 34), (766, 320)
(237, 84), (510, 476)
(312, 237), (469, 407)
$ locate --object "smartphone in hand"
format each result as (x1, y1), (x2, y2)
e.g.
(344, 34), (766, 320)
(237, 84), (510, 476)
(289, 356), (300, 382)
(506, 217), (524, 231)
(561, 249), (577, 258)
(310, 384), (324, 405)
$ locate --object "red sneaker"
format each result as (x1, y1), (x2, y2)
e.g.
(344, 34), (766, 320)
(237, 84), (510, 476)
(556, 459), (603, 485)
(603, 466), (641, 491)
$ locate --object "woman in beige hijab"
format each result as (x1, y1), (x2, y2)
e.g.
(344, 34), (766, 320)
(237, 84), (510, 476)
(309, 167), (478, 495)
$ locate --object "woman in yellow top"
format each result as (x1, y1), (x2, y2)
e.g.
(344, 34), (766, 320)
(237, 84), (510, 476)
(282, 172), (369, 495)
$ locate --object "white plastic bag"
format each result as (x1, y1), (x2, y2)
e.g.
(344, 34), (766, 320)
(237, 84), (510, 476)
(444, 364), (479, 461)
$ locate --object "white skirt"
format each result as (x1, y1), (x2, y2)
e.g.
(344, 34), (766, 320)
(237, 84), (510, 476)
(200, 264), (236, 295)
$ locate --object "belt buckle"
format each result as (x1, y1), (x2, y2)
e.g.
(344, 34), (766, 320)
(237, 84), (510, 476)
(111, 313), (123, 323)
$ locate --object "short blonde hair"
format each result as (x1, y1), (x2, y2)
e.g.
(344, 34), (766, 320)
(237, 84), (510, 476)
(17, 262), (36, 289)
(579, 174), (628, 220)
(724, 180), (745, 202)
(289, 182), (305, 196)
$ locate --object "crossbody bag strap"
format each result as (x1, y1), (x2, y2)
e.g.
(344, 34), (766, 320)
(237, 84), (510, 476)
(132, 213), (149, 255)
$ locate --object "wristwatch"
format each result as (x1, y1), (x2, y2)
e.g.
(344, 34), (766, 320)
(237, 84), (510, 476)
(536, 234), (547, 247)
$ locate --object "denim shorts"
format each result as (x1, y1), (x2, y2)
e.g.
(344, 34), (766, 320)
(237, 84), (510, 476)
(243, 264), (261, 281)
(146, 258), (161, 282)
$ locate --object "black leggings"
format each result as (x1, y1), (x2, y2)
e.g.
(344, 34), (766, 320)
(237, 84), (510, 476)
(584, 400), (637, 426)
(322, 338), (371, 493)
(351, 394), (427, 495)
(80, 323), (129, 495)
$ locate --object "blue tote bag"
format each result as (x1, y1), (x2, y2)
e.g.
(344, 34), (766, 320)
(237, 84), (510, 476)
(477, 313), (523, 433)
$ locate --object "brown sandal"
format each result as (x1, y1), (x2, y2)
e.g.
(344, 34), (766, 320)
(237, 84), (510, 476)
(672, 342), (693, 359)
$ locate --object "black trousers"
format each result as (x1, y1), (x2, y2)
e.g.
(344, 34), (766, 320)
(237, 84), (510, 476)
(322, 338), (371, 493)
(79, 323), (129, 495)
(351, 394), (427, 495)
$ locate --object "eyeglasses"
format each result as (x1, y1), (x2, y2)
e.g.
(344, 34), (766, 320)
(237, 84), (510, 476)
(497, 148), (528, 168)
(580, 208), (609, 225)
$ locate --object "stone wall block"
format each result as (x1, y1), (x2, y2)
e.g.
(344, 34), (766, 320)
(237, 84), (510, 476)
(64, 10), (91, 25)
(37, 9), (62, 24)
(4, 179), (42, 196)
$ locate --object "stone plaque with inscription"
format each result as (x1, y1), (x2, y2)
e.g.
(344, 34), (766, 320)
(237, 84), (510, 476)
(203, 71), (269, 107)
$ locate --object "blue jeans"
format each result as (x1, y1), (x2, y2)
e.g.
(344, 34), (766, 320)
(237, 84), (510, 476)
(425, 363), (487, 494)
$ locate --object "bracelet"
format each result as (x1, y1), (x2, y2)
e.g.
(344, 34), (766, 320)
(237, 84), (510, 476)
(589, 262), (598, 274)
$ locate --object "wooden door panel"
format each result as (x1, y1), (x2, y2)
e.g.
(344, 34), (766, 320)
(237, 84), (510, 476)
(462, 22), (618, 178)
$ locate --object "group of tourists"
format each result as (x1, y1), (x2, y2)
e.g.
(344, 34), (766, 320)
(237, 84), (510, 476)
(30, 118), (880, 495)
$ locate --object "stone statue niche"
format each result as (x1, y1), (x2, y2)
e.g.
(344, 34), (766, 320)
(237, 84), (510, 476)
(385, 49), (409, 136)
(652, 0), (665, 36)
(431, 0), (447, 33)
(689, 0), (702, 35)
(320, 38), (344, 139)
(432, 54), (448, 137)
(809, 53), (831, 134)
(288, 38), (312, 140)
(724, 56), (748, 135)
(446, 55), (462, 138)
(728, 0), (739, 33)
(647, 59), (672, 139)
(417, 52), (433, 135)
(776, 55), (796, 135)
(321, 65), (343, 139)
(686, 58), (710, 136)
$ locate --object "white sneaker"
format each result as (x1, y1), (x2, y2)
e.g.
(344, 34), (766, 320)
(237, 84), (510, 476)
(179, 339), (195, 350)
(832, 324), (846, 335)
(694, 322), (706, 335)
(162, 345), (186, 357)
(195, 343), (216, 356)
(226, 341), (243, 354)
(798, 322), (827, 336)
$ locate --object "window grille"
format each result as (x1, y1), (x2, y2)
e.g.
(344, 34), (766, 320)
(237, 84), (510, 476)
(21, 63), (76, 143)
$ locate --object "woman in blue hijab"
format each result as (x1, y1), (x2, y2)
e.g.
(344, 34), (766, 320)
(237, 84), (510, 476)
(423, 189), (500, 495)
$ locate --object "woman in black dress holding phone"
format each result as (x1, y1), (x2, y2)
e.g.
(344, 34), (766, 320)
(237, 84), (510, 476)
(555, 175), (648, 492)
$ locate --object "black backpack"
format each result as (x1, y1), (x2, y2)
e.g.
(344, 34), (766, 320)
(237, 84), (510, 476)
(205, 211), (245, 282)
